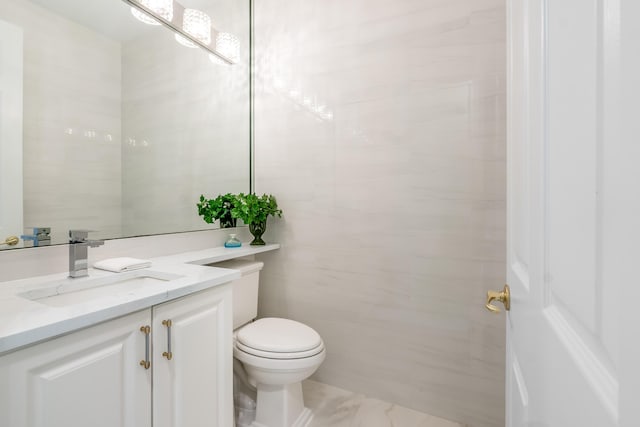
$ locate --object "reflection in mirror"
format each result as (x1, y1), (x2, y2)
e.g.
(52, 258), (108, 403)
(125, 0), (239, 63)
(0, 0), (250, 250)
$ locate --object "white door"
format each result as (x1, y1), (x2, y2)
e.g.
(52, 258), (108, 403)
(0, 19), (23, 248)
(152, 285), (233, 427)
(504, 0), (640, 426)
(0, 310), (152, 427)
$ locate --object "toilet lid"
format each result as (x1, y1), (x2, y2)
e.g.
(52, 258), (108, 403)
(236, 318), (323, 354)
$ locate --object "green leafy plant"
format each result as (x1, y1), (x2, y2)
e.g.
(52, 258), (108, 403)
(231, 193), (283, 225)
(197, 193), (238, 228)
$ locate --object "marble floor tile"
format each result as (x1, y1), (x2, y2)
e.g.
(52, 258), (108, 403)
(304, 380), (464, 427)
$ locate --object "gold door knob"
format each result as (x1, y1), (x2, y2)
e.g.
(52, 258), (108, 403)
(486, 284), (510, 313)
(1, 236), (19, 246)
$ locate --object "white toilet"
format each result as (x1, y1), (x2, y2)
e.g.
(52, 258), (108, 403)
(215, 259), (326, 427)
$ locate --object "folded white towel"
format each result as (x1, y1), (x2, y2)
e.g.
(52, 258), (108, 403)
(94, 257), (152, 273)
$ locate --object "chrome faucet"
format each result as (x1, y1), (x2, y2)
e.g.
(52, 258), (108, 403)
(69, 230), (104, 278)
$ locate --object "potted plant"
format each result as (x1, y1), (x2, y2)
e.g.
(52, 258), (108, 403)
(231, 193), (282, 245)
(197, 193), (238, 228)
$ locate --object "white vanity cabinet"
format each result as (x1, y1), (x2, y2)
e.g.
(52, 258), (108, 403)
(0, 309), (152, 427)
(152, 284), (233, 427)
(0, 284), (232, 427)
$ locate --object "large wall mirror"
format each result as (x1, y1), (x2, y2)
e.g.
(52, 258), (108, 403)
(0, 0), (251, 250)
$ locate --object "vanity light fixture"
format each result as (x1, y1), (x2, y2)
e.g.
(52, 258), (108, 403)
(175, 8), (212, 48)
(124, 0), (234, 64)
(131, 0), (173, 25)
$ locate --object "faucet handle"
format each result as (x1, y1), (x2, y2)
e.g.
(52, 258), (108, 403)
(69, 229), (95, 242)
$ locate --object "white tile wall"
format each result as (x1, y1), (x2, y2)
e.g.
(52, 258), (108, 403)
(254, 1), (506, 426)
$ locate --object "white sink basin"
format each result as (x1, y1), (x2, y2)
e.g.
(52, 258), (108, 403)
(18, 270), (183, 307)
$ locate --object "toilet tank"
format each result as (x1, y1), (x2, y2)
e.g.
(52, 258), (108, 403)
(210, 259), (264, 329)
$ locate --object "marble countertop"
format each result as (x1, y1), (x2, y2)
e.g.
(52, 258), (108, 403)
(0, 243), (280, 355)
(155, 243), (280, 266)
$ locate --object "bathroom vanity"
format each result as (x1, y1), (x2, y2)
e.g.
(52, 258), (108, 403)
(0, 243), (279, 427)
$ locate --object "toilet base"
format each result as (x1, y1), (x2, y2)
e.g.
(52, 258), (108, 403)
(250, 382), (314, 427)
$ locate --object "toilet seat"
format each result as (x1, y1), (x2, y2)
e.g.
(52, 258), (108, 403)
(236, 340), (324, 359)
(236, 318), (323, 360)
(234, 343), (326, 372)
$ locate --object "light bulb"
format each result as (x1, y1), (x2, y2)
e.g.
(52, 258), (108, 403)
(175, 8), (211, 47)
(209, 32), (240, 65)
(131, 0), (173, 25)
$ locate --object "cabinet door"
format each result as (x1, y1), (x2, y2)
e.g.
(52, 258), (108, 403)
(153, 285), (233, 427)
(0, 310), (152, 427)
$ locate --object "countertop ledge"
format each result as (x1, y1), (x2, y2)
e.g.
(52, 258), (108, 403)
(0, 243), (280, 355)
(155, 243), (281, 266)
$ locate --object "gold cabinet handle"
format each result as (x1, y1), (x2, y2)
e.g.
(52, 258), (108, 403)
(486, 284), (511, 313)
(1, 236), (19, 246)
(162, 319), (173, 360)
(139, 325), (151, 369)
